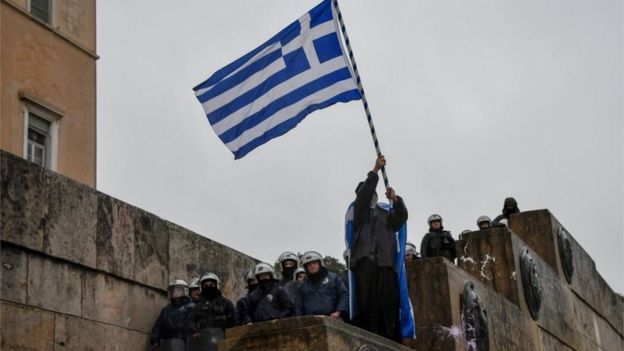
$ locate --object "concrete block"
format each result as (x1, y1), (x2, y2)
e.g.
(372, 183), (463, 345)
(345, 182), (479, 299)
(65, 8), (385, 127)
(27, 254), (82, 316)
(1, 302), (55, 351)
(99, 325), (150, 351)
(54, 315), (108, 350)
(82, 271), (129, 327)
(405, 257), (538, 351)
(1, 245), (28, 304)
(508, 210), (560, 272)
(133, 208), (168, 289)
(96, 194), (135, 279)
(168, 222), (257, 300)
(127, 283), (168, 333)
(0, 151), (48, 251)
(458, 227), (521, 306)
(509, 234), (579, 349)
(509, 208), (623, 333)
(221, 316), (413, 351)
(44, 173), (97, 268)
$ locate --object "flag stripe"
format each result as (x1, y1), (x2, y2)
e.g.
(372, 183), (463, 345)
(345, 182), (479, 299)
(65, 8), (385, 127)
(201, 57), (287, 115)
(193, 20), (302, 91)
(223, 68), (355, 147)
(232, 89), (361, 159)
(197, 48), (283, 103)
(219, 67), (353, 144)
(211, 54), (346, 136)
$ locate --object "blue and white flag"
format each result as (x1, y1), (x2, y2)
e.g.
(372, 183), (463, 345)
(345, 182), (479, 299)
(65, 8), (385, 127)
(193, 0), (361, 159)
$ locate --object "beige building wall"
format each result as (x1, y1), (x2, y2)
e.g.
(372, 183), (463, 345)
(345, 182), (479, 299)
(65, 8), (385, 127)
(1, 0), (97, 187)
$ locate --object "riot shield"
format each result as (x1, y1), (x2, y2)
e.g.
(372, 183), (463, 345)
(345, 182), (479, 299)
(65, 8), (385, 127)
(158, 338), (187, 351)
(187, 328), (224, 351)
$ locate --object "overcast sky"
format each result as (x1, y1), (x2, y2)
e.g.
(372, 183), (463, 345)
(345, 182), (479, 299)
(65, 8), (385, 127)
(97, 0), (623, 293)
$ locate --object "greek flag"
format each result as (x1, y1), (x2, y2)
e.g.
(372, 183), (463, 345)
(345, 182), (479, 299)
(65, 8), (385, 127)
(193, 0), (362, 159)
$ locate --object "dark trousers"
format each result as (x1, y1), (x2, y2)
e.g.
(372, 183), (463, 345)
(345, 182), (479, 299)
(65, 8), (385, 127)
(352, 258), (401, 342)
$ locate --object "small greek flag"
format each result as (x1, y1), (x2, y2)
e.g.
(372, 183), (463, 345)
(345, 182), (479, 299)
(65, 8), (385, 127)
(193, 0), (361, 159)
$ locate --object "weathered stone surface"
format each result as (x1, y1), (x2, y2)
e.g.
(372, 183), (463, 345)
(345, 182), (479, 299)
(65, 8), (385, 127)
(54, 315), (151, 351)
(509, 210), (623, 336)
(54, 314), (108, 351)
(0, 150), (48, 251)
(406, 257), (538, 351)
(168, 222), (257, 299)
(538, 328), (574, 351)
(458, 228), (520, 306)
(82, 271), (129, 327)
(508, 209), (559, 271)
(44, 173), (97, 268)
(510, 235), (579, 348)
(96, 194), (135, 279)
(27, 254), (82, 316)
(134, 208), (169, 289)
(1, 302), (55, 351)
(127, 283), (168, 333)
(221, 316), (413, 351)
(568, 233), (623, 337)
(1, 245), (28, 304)
(404, 258), (454, 351)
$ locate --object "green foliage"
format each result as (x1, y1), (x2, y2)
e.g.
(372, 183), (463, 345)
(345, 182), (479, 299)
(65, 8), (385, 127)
(323, 255), (346, 274)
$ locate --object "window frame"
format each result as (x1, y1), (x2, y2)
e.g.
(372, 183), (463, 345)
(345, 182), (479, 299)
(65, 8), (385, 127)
(27, 0), (54, 26)
(22, 97), (61, 171)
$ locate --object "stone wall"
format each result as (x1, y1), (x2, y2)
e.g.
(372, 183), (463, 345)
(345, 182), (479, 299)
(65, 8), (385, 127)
(0, 150), (258, 349)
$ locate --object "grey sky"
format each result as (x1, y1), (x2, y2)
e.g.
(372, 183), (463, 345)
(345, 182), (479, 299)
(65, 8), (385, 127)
(97, 0), (623, 293)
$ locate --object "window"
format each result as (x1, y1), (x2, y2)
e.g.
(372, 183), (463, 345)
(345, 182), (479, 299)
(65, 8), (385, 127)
(29, 0), (52, 25)
(22, 97), (60, 170)
(26, 114), (51, 167)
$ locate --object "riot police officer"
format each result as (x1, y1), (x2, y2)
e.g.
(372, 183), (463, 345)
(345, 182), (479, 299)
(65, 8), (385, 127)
(404, 241), (420, 262)
(192, 273), (236, 332)
(477, 215), (492, 230)
(240, 263), (294, 324)
(150, 280), (195, 349)
(294, 267), (307, 282)
(235, 269), (257, 326)
(492, 197), (520, 227)
(294, 251), (348, 319)
(188, 277), (201, 303)
(277, 251), (300, 301)
(277, 251), (299, 286)
(420, 214), (457, 262)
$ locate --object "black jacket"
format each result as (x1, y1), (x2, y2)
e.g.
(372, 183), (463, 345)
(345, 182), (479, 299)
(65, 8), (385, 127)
(352, 171), (408, 270)
(295, 268), (348, 316)
(150, 297), (195, 344)
(242, 281), (294, 324)
(192, 291), (236, 331)
(420, 230), (456, 261)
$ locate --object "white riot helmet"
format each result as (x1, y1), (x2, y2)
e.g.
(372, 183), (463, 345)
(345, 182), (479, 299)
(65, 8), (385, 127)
(405, 241), (417, 255)
(300, 251), (324, 267)
(188, 277), (200, 290)
(294, 267), (306, 281)
(428, 214), (443, 225)
(168, 279), (189, 299)
(199, 272), (220, 289)
(254, 262), (275, 278)
(477, 215), (492, 226)
(278, 251), (299, 264)
(244, 269), (256, 283)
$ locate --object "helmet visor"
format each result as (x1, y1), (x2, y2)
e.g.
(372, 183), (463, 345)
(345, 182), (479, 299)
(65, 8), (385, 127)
(169, 286), (186, 299)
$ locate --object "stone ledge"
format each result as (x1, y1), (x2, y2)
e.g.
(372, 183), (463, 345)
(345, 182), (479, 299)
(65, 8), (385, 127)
(221, 316), (414, 351)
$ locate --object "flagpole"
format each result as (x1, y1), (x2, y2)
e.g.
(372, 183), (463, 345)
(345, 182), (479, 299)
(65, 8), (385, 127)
(332, 0), (390, 190)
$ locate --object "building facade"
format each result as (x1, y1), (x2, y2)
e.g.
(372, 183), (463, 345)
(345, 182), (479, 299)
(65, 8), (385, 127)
(1, 0), (97, 187)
